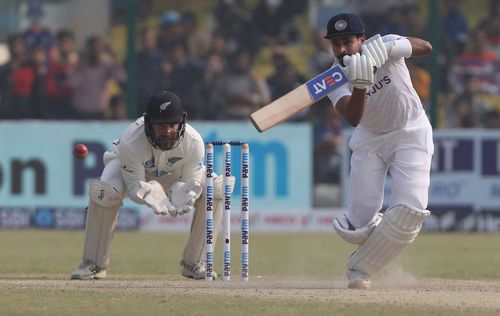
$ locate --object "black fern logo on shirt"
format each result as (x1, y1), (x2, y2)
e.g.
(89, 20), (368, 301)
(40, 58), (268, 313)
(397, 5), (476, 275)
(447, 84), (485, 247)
(168, 157), (183, 165)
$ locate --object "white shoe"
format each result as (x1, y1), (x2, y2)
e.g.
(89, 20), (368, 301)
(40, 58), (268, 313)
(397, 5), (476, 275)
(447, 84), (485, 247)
(347, 269), (371, 289)
(71, 260), (107, 280)
(181, 261), (213, 280)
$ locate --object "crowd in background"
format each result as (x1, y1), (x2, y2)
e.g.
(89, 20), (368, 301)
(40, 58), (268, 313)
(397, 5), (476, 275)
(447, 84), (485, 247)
(0, 0), (499, 189)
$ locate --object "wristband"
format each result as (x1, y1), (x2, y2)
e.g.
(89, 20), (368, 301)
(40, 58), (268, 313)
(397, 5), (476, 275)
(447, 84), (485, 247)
(389, 38), (412, 58)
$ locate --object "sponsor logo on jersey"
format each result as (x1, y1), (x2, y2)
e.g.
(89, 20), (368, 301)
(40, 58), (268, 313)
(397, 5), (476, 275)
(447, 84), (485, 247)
(366, 75), (391, 96)
(145, 157), (155, 168)
(157, 170), (173, 177)
(121, 164), (133, 173)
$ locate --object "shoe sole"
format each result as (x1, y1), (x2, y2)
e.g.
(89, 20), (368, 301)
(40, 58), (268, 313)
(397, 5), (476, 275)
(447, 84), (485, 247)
(182, 271), (218, 280)
(70, 274), (95, 280)
(71, 271), (106, 280)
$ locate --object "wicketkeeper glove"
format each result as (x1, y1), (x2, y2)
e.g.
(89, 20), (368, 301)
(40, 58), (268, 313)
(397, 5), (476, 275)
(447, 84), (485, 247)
(342, 53), (374, 90)
(137, 180), (176, 216)
(167, 181), (203, 217)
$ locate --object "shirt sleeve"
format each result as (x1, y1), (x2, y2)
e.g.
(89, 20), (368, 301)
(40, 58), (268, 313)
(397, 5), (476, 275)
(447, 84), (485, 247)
(180, 135), (205, 185)
(383, 34), (412, 59)
(115, 141), (147, 204)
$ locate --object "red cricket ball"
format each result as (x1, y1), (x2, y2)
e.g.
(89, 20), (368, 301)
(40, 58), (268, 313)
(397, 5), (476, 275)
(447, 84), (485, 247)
(73, 143), (89, 159)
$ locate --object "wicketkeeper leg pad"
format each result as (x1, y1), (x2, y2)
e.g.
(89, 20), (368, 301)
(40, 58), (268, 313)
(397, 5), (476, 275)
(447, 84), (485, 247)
(347, 204), (430, 275)
(333, 213), (383, 245)
(181, 175), (235, 265)
(82, 179), (122, 269)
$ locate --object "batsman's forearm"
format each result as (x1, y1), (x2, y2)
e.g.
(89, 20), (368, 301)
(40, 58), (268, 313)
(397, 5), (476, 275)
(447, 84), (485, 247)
(339, 89), (366, 127)
(408, 37), (432, 57)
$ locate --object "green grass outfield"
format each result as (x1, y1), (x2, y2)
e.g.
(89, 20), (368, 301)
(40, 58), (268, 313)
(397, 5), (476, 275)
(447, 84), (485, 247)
(0, 230), (499, 315)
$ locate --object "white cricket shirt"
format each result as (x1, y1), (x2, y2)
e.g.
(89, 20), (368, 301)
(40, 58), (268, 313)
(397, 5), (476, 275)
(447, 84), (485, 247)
(328, 34), (426, 133)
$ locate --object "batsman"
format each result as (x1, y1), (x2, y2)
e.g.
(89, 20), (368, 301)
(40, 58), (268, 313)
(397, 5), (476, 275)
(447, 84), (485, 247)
(324, 13), (434, 289)
(71, 91), (233, 280)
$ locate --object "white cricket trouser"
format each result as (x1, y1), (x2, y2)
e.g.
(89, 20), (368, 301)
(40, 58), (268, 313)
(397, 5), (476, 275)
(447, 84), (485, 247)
(347, 115), (434, 228)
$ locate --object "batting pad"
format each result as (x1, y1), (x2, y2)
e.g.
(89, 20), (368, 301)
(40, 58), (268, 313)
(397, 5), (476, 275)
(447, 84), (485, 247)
(82, 180), (122, 269)
(182, 175), (233, 265)
(334, 213), (383, 245)
(347, 204), (430, 275)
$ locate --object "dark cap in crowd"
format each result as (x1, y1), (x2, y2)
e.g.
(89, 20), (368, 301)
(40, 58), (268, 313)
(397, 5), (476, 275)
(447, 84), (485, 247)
(160, 10), (181, 27)
(146, 91), (185, 123)
(324, 13), (365, 39)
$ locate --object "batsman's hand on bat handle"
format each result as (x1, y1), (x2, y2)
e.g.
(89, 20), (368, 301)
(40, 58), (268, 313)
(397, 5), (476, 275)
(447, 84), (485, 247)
(342, 53), (374, 90)
(137, 180), (176, 216)
(361, 34), (394, 68)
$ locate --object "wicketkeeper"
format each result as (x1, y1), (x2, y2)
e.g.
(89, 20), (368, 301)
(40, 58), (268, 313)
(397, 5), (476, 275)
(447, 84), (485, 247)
(324, 13), (434, 289)
(71, 91), (233, 280)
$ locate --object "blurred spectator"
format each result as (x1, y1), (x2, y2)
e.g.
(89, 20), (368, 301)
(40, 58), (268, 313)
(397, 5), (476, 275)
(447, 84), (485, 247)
(448, 75), (492, 127)
(212, 0), (261, 56)
(158, 45), (206, 120)
(68, 36), (127, 119)
(308, 0), (356, 32)
(313, 104), (343, 184)
(200, 53), (228, 120)
(355, 0), (402, 36)
(43, 29), (78, 119)
(198, 32), (234, 119)
(22, 0), (54, 54)
(157, 10), (187, 55)
(477, 2), (500, 55)
(448, 28), (498, 94)
(252, 0), (302, 46)
(107, 94), (128, 120)
(404, 3), (427, 38)
(212, 0), (250, 32)
(0, 34), (22, 118)
(210, 49), (270, 120)
(136, 27), (164, 116)
(266, 48), (308, 120)
(483, 109), (500, 128)
(30, 44), (48, 118)
(441, 0), (469, 54)
(377, 6), (409, 36)
(448, 97), (477, 128)
(181, 11), (210, 58)
(309, 29), (333, 74)
(437, 0), (469, 92)
(0, 34), (37, 119)
(483, 14), (500, 54)
(203, 32), (233, 64)
(407, 58), (431, 109)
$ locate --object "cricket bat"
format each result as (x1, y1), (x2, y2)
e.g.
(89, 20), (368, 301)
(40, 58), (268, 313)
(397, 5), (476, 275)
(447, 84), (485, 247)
(250, 65), (348, 133)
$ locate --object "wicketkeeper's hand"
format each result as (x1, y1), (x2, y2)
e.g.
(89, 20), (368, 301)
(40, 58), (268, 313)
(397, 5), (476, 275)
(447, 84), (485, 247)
(167, 181), (203, 217)
(137, 180), (176, 216)
(342, 53), (374, 90)
(361, 34), (389, 68)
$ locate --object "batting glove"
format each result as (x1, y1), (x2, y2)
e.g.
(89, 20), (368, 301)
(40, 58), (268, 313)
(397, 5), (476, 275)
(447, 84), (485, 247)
(342, 53), (374, 90)
(361, 34), (388, 68)
(137, 180), (176, 216)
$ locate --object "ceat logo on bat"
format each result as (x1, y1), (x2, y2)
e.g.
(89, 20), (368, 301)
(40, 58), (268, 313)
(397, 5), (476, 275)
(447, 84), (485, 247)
(306, 65), (348, 101)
